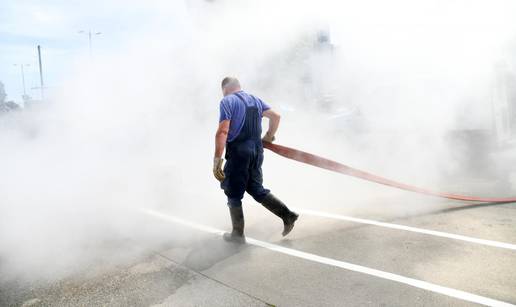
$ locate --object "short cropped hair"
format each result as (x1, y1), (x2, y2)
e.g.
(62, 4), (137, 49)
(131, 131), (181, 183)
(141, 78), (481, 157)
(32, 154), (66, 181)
(221, 77), (240, 89)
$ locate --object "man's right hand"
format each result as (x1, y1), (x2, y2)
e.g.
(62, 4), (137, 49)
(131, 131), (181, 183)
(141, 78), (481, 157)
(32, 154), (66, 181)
(262, 132), (275, 143)
(213, 157), (225, 182)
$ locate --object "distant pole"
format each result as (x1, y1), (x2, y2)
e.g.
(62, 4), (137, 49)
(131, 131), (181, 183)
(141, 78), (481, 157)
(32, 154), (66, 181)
(78, 30), (101, 59)
(38, 45), (45, 100)
(21, 65), (26, 95)
(13, 63), (30, 96)
(88, 30), (92, 58)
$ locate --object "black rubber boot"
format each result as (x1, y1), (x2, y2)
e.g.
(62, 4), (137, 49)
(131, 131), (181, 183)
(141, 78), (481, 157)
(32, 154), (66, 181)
(223, 206), (246, 244)
(261, 193), (299, 236)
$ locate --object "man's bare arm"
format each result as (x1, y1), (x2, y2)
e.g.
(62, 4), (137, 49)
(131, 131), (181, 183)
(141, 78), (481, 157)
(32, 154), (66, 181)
(215, 120), (230, 158)
(263, 109), (281, 140)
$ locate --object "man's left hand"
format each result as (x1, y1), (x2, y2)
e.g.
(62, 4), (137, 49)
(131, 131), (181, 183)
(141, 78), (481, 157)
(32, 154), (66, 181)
(213, 157), (225, 182)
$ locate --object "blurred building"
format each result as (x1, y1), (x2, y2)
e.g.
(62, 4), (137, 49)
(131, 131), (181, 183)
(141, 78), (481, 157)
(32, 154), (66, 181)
(492, 61), (516, 147)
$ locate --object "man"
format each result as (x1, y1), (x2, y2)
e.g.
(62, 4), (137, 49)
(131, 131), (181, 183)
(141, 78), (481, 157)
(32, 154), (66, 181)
(213, 77), (298, 243)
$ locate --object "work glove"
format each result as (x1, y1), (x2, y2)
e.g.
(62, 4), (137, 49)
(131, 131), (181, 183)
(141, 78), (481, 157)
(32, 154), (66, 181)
(213, 157), (225, 182)
(262, 132), (275, 143)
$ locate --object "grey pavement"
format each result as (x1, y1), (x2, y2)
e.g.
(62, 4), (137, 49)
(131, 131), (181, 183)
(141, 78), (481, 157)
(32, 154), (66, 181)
(0, 252), (270, 307)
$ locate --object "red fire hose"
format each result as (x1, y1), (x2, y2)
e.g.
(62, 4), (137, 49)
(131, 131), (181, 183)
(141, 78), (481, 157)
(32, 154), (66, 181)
(263, 142), (516, 203)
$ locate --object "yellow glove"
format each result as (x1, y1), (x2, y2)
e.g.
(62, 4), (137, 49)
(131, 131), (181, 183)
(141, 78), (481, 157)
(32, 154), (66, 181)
(262, 132), (275, 143)
(213, 157), (225, 182)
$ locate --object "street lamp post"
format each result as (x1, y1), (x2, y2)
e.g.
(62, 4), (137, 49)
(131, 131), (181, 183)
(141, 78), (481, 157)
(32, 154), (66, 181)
(78, 30), (102, 58)
(37, 45), (44, 100)
(13, 63), (30, 96)
(28, 45), (45, 100)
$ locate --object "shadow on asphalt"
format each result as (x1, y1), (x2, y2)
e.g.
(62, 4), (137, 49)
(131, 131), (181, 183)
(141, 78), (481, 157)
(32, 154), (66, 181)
(436, 201), (516, 213)
(181, 237), (249, 271)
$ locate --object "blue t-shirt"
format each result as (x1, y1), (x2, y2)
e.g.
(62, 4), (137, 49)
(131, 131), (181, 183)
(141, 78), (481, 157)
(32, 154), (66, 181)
(219, 91), (270, 142)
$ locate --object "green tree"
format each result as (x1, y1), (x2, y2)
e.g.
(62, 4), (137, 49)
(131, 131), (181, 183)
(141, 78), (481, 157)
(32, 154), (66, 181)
(0, 81), (6, 104)
(0, 81), (20, 113)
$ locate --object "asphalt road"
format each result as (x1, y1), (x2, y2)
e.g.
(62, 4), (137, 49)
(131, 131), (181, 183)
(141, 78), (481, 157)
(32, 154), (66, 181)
(2, 197), (515, 306)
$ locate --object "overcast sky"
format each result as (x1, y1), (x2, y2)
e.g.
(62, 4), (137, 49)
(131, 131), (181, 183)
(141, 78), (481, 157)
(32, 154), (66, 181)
(1, 0), (515, 104)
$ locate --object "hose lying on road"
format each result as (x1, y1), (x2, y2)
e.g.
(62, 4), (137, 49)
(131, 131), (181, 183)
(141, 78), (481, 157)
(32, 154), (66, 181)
(263, 142), (516, 204)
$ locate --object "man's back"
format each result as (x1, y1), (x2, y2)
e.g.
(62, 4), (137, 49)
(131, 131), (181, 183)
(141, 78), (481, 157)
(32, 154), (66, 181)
(219, 91), (270, 143)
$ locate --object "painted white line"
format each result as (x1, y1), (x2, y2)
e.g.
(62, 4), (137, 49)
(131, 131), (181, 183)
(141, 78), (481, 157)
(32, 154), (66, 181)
(295, 209), (516, 251)
(141, 208), (515, 307)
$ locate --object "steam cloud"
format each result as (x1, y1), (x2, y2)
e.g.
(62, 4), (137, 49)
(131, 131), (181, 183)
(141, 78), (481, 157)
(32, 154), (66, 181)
(1, 0), (515, 282)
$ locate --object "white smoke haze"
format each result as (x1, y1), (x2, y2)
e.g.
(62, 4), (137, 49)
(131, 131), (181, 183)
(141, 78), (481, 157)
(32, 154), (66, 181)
(1, 0), (516, 282)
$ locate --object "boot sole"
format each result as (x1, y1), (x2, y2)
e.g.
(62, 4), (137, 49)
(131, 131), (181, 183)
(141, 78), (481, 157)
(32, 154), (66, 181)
(223, 233), (246, 244)
(282, 213), (299, 236)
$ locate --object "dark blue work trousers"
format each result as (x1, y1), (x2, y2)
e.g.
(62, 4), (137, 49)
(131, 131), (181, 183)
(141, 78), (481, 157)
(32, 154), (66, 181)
(221, 102), (270, 208)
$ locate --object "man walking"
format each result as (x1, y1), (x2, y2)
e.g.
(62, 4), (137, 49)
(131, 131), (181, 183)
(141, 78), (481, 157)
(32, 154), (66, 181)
(213, 77), (298, 243)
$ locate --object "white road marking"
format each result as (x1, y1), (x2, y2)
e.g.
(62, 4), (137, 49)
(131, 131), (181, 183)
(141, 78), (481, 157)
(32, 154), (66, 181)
(295, 209), (516, 251)
(141, 208), (515, 307)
